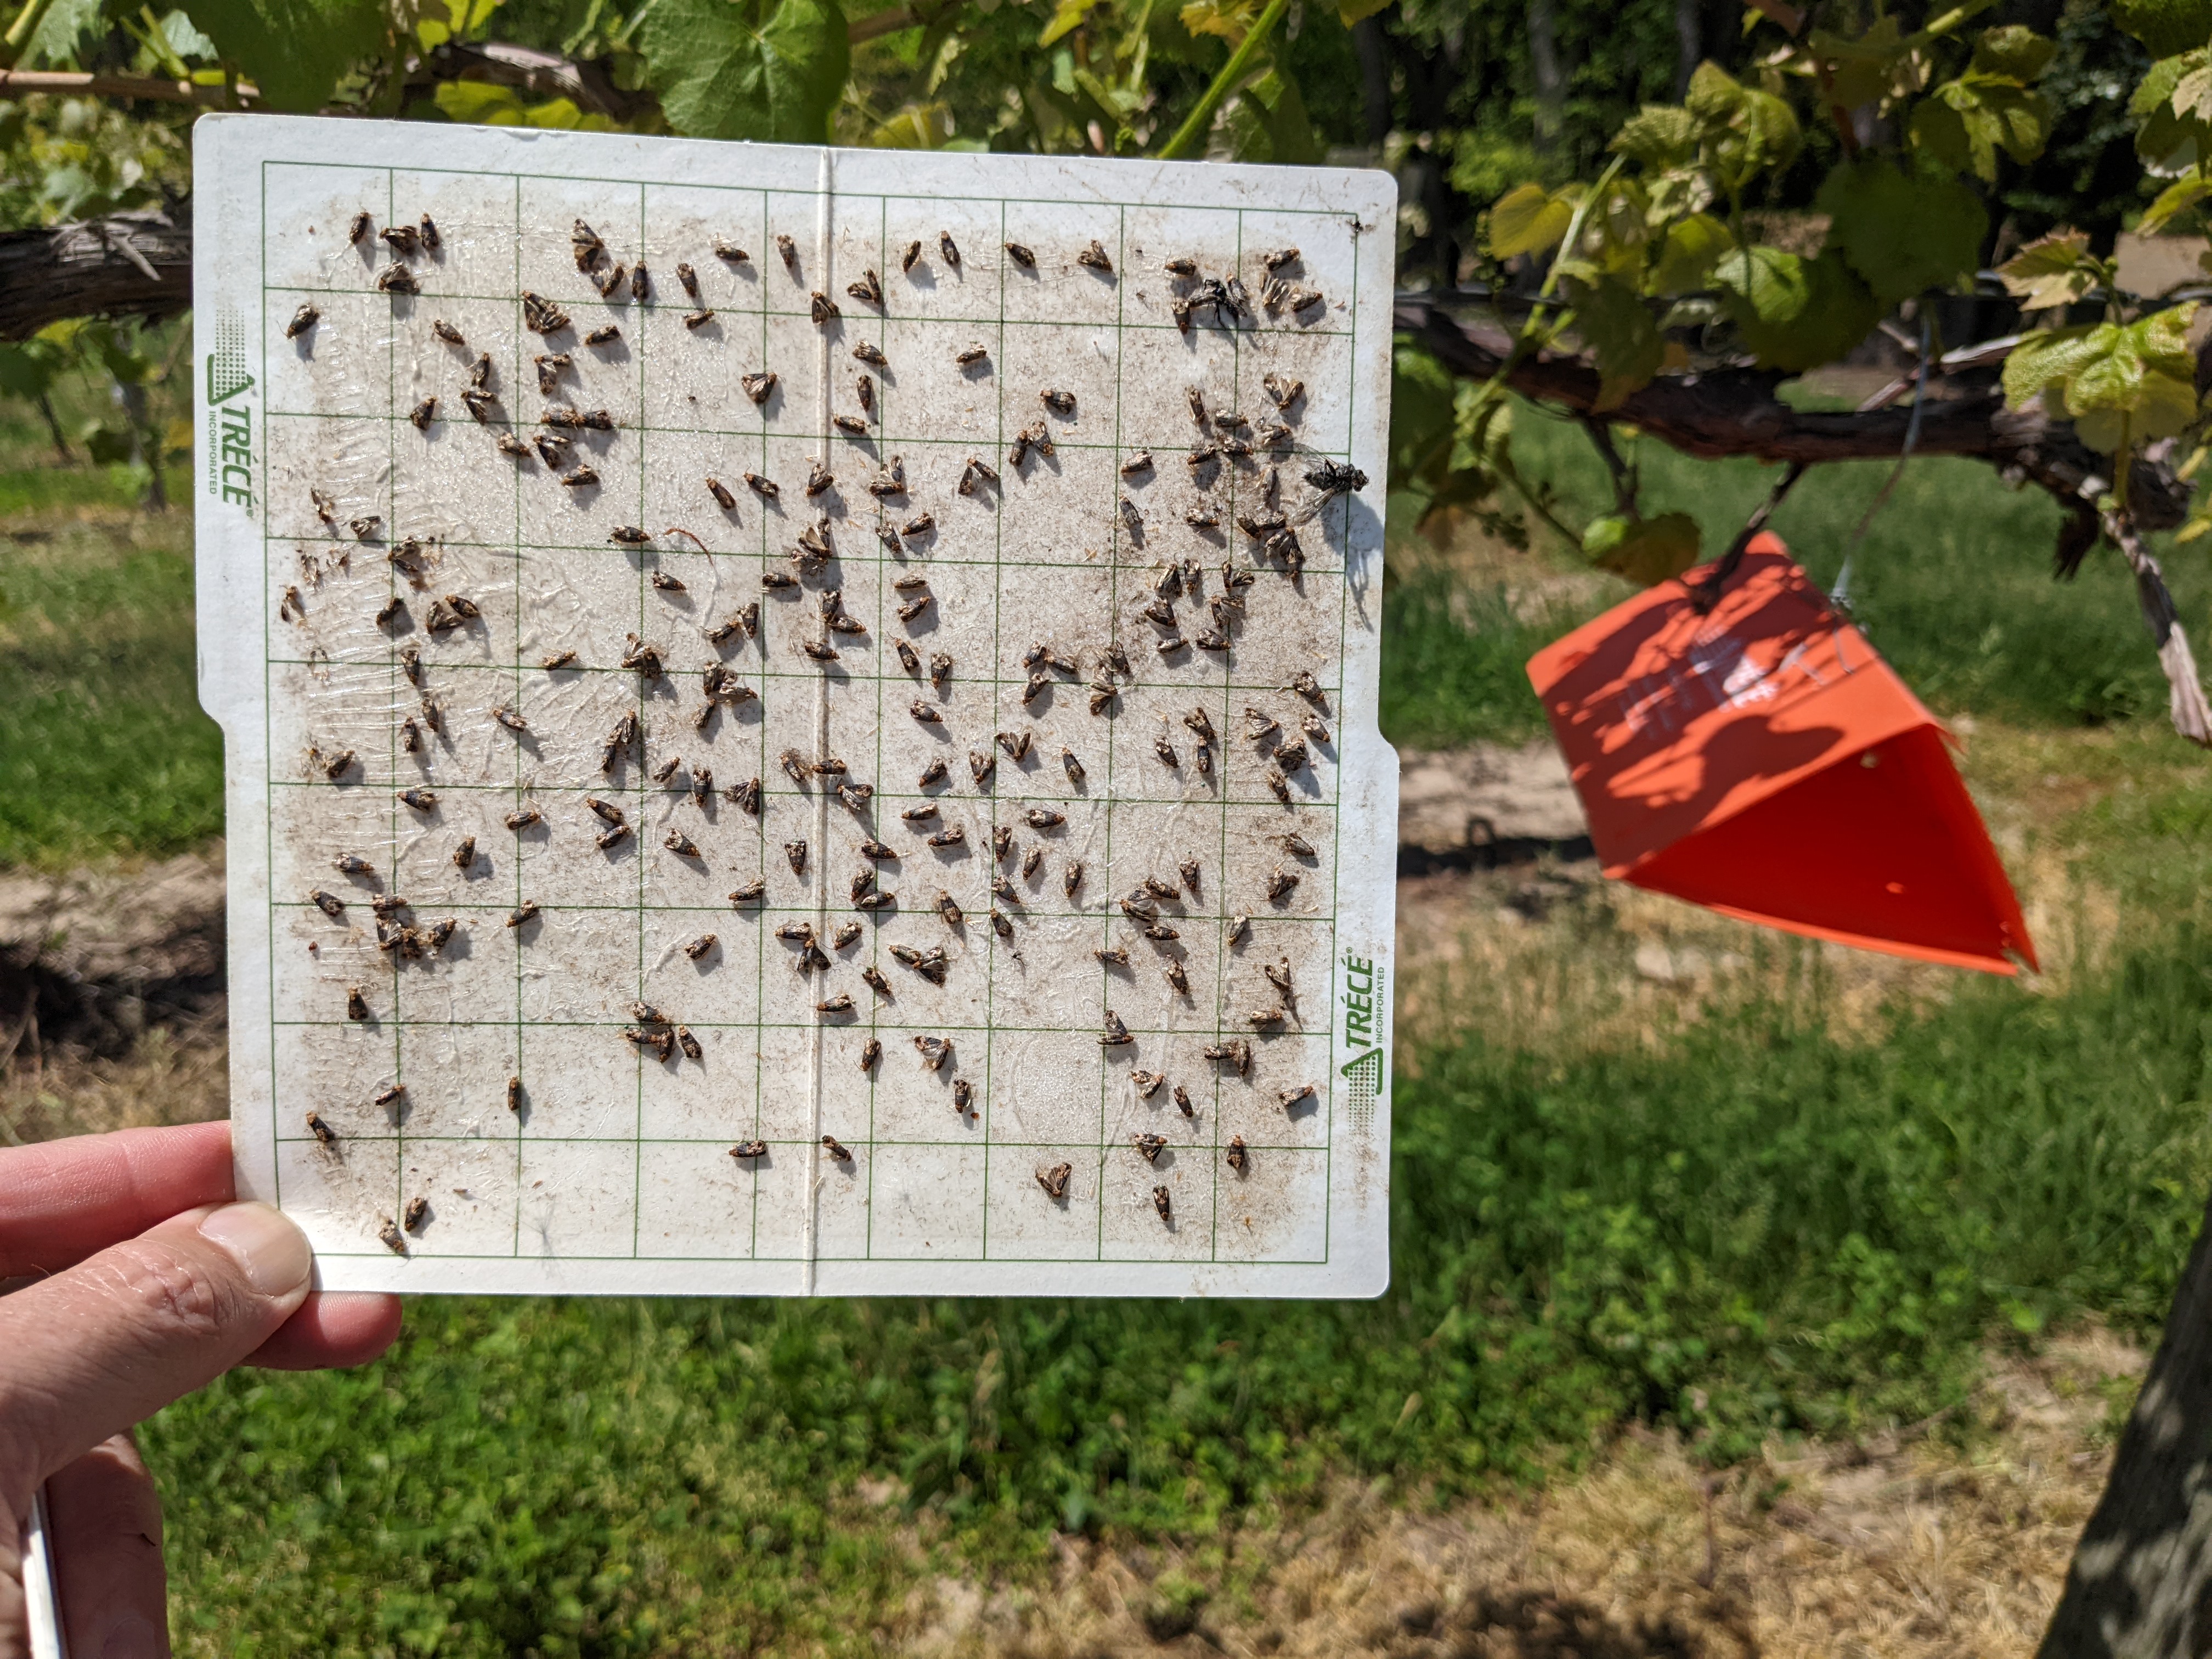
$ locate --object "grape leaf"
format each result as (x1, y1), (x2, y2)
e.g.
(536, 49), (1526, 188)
(1715, 245), (1879, 371)
(25, 0), (109, 67)
(2111, 0), (2212, 63)
(1609, 104), (1699, 171)
(1646, 212), (1728, 294)
(1176, 0), (1252, 41)
(2141, 171), (2212, 232)
(1585, 511), (1702, 585)
(1815, 157), (1987, 306)
(2002, 309), (2200, 453)
(1488, 182), (1571, 257)
(2133, 52), (2212, 174)
(637, 0), (850, 143)
(1970, 25), (2056, 82)
(1685, 61), (1801, 194)
(1561, 270), (1662, 410)
(180, 0), (389, 110)
(1994, 228), (2096, 308)
(1910, 74), (2051, 181)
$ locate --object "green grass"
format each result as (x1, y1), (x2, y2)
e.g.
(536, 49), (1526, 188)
(0, 503), (222, 866)
(146, 929), (2212, 1650)
(1379, 407), (2212, 749)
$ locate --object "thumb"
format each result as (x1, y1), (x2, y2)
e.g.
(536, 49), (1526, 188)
(0, 1202), (312, 1509)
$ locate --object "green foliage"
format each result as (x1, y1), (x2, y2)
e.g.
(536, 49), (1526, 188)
(184, 0), (390, 109)
(1583, 507), (1699, 584)
(2003, 307), (2200, 453)
(638, 0), (850, 142)
(1814, 157), (1987, 307)
(2111, 0), (2212, 64)
(1714, 245), (1880, 371)
(1555, 267), (1661, 410)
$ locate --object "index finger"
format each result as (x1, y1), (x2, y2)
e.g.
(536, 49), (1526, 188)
(0, 1122), (234, 1277)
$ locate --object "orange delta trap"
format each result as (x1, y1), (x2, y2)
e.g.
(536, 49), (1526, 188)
(1525, 533), (2036, 975)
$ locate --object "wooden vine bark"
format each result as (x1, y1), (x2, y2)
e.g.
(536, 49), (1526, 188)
(0, 207), (190, 340)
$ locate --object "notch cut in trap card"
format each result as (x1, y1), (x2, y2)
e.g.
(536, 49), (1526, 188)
(194, 115), (1397, 1296)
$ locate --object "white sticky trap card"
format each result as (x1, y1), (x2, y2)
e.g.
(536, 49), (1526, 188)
(194, 114), (1397, 1296)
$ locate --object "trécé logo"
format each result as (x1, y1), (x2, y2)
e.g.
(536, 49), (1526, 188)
(204, 312), (256, 516)
(1340, 953), (1384, 1130)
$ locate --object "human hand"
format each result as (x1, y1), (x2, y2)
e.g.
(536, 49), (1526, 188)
(0, 1121), (402, 1656)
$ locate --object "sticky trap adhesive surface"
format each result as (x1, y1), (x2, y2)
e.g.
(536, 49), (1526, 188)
(194, 115), (1397, 1296)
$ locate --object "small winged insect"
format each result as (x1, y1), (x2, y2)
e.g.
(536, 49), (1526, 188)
(376, 263), (420, 295)
(785, 840), (809, 875)
(894, 639), (922, 675)
(816, 995), (854, 1014)
(1120, 451), (1152, 478)
(958, 456), (998, 495)
(665, 830), (702, 859)
(856, 375), (875, 419)
(1119, 498), (1143, 540)
(997, 730), (1031, 761)
(935, 889), (963, 928)
(955, 344), (989, 366)
(1065, 861), (1085, 899)
(571, 219), (605, 269)
(715, 240), (750, 264)
(409, 396), (436, 429)
(1152, 1186), (1173, 1224)
(822, 1136), (853, 1163)
(911, 700), (943, 725)
(1285, 670), (1330, 713)
(1262, 373), (1305, 412)
(285, 303), (320, 338)
(705, 476), (737, 510)
(991, 825), (1014, 860)
(1131, 1069), (1165, 1098)
(1036, 1163), (1072, 1199)
(309, 889), (346, 919)
(1076, 240), (1114, 273)
(901, 513), (934, 541)
(1183, 707), (1216, 744)
(901, 239), (922, 272)
(730, 1140), (769, 1161)
(1133, 1133), (1166, 1164)
(861, 964), (891, 997)
(334, 853), (375, 876)
(507, 901), (539, 928)
(847, 267), (883, 308)
(806, 459), (834, 495)
(861, 1038), (882, 1071)
(1280, 831), (1317, 857)
(969, 750), (996, 787)
(609, 525), (652, 545)
(348, 210), (374, 245)
(676, 1026), (703, 1061)
(1267, 865), (1300, 901)
(1099, 1009), (1132, 1046)
(1226, 1137), (1249, 1172)
(505, 806), (542, 831)
(1093, 945), (1127, 968)
(776, 233), (798, 272)
(927, 826), (964, 848)
(832, 414), (868, 436)
(810, 291), (839, 325)
(930, 652), (952, 691)
(729, 878), (767, 903)
(533, 433), (570, 467)
(1023, 808), (1064, 830)
(347, 985), (370, 1021)
(1302, 713), (1331, 743)
(952, 1076), (976, 1113)
(1263, 960), (1294, 998)
(914, 1034), (952, 1070)
(520, 291), (568, 334)
(868, 455), (905, 498)
(918, 757), (949, 788)
(1005, 241), (1036, 268)
(559, 465), (600, 489)
(1173, 1084), (1195, 1117)
(853, 340), (888, 366)
(728, 776), (763, 815)
(742, 371), (777, 406)
(398, 787), (437, 812)
(1040, 388), (1075, 416)
(379, 1217), (408, 1255)
(1154, 732), (1177, 768)
(453, 836), (477, 870)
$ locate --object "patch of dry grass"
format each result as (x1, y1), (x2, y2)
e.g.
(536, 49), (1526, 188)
(894, 1330), (2138, 1659)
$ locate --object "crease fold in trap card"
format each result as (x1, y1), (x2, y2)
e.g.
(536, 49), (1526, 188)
(193, 114), (1398, 1299)
(1526, 535), (2035, 976)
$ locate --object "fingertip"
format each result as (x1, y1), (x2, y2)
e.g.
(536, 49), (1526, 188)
(247, 1292), (404, 1370)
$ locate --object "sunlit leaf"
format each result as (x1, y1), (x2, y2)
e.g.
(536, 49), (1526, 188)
(637, 0), (850, 142)
(1609, 104), (1699, 172)
(1489, 182), (1571, 258)
(1177, 0), (1254, 42)
(1994, 228), (2096, 308)
(1585, 511), (1702, 585)
(1041, 0), (1101, 44)
(1645, 212), (1729, 294)
(1970, 25), (2056, 82)
(25, 0), (108, 67)
(2141, 171), (2212, 232)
